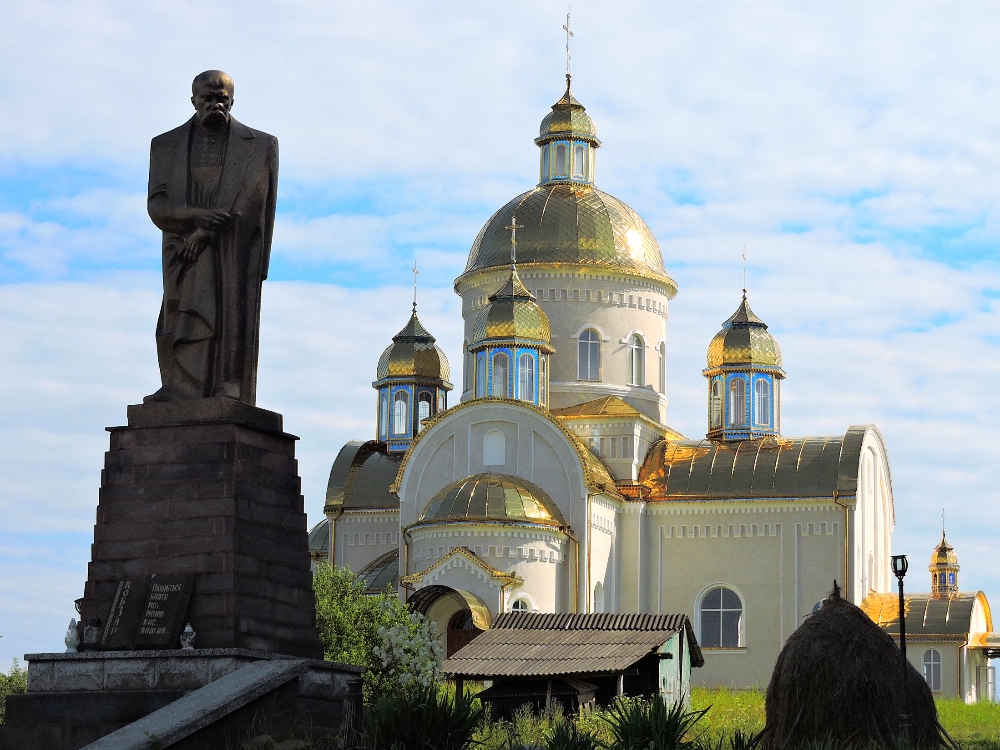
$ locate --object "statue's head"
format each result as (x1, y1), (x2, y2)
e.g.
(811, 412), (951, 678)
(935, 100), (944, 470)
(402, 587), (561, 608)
(191, 70), (234, 128)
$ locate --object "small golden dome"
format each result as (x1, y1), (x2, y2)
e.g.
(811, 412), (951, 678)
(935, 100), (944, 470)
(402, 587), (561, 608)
(462, 184), (675, 291)
(471, 268), (553, 347)
(417, 473), (565, 527)
(536, 76), (599, 144)
(930, 533), (959, 568)
(706, 295), (783, 370)
(376, 310), (451, 381)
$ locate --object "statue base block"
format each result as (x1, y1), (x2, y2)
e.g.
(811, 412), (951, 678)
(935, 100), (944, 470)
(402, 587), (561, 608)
(78, 399), (322, 659)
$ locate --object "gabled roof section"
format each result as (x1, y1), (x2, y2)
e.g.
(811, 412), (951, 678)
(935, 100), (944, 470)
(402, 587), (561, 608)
(551, 396), (686, 438)
(637, 425), (886, 501)
(443, 612), (703, 678)
(862, 591), (992, 640)
(401, 546), (520, 589)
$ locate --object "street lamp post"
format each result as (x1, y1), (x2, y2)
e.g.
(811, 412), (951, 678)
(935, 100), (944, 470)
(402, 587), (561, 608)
(891, 554), (909, 744)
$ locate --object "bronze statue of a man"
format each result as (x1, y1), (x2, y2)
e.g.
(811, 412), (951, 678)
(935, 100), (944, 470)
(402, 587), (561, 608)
(145, 70), (278, 405)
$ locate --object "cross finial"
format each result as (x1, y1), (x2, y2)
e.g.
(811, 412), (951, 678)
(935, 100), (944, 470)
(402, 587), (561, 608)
(563, 7), (574, 78)
(412, 260), (419, 313)
(942, 508), (946, 538)
(742, 247), (747, 298)
(505, 215), (524, 268)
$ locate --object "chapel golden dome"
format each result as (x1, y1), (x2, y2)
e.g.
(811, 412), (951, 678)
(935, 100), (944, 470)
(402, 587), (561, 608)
(471, 267), (553, 349)
(416, 473), (565, 527)
(929, 530), (960, 598)
(461, 184), (676, 292)
(536, 76), (599, 144)
(930, 533), (959, 568)
(376, 310), (451, 382)
(706, 295), (783, 371)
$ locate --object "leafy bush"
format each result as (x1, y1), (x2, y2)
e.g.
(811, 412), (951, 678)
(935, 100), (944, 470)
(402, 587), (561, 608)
(604, 696), (707, 750)
(314, 565), (441, 701)
(0, 659), (27, 724)
(373, 612), (445, 692)
(359, 684), (483, 750)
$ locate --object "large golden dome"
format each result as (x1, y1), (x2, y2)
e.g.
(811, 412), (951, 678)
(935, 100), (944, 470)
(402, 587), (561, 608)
(376, 310), (451, 382)
(706, 295), (783, 370)
(471, 268), (552, 347)
(461, 184), (676, 292)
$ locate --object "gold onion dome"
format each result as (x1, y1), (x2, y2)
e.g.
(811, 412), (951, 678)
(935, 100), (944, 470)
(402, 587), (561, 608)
(930, 533), (959, 568)
(462, 186), (675, 291)
(376, 310), (451, 381)
(471, 267), (553, 349)
(706, 295), (783, 371)
(417, 473), (565, 527)
(536, 76), (599, 144)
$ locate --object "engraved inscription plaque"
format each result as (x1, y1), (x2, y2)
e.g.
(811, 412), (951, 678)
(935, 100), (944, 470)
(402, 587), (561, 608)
(133, 574), (194, 648)
(98, 577), (149, 650)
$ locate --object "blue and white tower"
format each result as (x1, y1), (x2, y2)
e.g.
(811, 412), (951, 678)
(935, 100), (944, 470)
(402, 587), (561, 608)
(703, 293), (785, 440)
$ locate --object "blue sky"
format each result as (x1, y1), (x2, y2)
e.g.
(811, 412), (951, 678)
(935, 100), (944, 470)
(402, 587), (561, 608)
(1, 0), (999, 669)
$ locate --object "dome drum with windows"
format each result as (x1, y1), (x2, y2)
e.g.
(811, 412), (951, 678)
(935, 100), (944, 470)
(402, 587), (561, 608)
(470, 267), (554, 407)
(374, 310), (452, 452)
(704, 295), (785, 441)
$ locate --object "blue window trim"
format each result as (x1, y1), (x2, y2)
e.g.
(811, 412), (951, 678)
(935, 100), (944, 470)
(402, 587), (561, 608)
(390, 384), (413, 438)
(515, 348), (538, 404)
(551, 140), (571, 180)
(725, 374), (750, 428)
(489, 347), (513, 397)
(752, 374), (772, 428)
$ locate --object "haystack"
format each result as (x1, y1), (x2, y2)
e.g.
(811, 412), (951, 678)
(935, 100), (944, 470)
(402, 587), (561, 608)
(764, 584), (940, 749)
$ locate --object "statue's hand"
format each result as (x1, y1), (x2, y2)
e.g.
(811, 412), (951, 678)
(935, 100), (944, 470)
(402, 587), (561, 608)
(178, 228), (214, 262)
(188, 207), (231, 231)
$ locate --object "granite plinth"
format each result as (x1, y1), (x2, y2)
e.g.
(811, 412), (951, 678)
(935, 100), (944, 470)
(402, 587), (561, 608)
(78, 400), (321, 659)
(0, 650), (363, 750)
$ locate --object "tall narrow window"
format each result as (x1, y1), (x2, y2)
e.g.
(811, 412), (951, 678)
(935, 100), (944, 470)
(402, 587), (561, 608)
(728, 378), (746, 426)
(923, 649), (942, 692)
(623, 435), (634, 460)
(555, 144), (567, 176)
(573, 144), (586, 178)
(539, 355), (547, 406)
(463, 341), (471, 391)
(626, 334), (644, 386)
(578, 329), (601, 381)
(491, 352), (509, 398)
(417, 392), (432, 431)
(379, 392), (389, 439)
(755, 379), (770, 425)
(517, 353), (534, 402)
(700, 586), (742, 648)
(658, 343), (666, 392)
(476, 355), (487, 398)
(392, 391), (409, 435)
(541, 146), (550, 181)
(710, 380), (722, 429)
(437, 391), (445, 411)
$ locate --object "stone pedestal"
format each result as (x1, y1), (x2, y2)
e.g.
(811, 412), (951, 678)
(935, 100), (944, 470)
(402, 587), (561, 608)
(78, 398), (322, 659)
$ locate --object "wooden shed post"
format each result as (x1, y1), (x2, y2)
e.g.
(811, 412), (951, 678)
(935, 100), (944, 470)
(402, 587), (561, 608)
(546, 679), (552, 709)
(617, 674), (624, 697)
(455, 677), (464, 708)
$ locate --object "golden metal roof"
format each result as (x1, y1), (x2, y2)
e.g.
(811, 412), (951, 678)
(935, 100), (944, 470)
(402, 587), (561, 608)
(862, 591), (992, 639)
(326, 440), (403, 510)
(376, 310), (451, 382)
(357, 549), (399, 594)
(471, 268), (552, 346)
(706, 295), (783, 370)
(536, 77), (599, 144)
(930, 533), (959, 568)
(416, 473), (565, 527)
(638, 426), (880, 500)
(461, 183), (676, 293)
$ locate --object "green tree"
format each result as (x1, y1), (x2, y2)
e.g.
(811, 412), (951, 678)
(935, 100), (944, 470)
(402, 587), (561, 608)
(0, 659), (27, 725)
(314, 565), (439, 702)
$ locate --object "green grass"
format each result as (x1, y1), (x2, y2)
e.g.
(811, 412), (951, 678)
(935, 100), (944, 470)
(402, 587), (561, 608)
(690, 688), (765, 742)
(936, 698), (1000, 750)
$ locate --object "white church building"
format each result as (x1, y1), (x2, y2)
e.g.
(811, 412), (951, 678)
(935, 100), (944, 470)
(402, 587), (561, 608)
(308, 78), (993, 693)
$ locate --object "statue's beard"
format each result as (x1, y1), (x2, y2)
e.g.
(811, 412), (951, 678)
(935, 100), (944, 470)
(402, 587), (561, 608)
(199, 110), (230, 128)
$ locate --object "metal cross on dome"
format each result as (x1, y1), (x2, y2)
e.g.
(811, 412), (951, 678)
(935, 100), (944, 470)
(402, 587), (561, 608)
(563, 8), (574, 76)
(505, 216), (524, 267)
(412, 259), (418, 312)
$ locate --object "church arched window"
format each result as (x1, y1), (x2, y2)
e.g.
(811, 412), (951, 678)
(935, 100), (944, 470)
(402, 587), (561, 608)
(491, 352), (509, 398)
(463, 340), (471, 391)
(700, 586), (743, 648)
(555, 144), (568, 177)
(728, 378), (747, 426)
(483, 429), (505, 466)
(594, 581), (605, 613)
(517, 353), (534, 402)
(626, 334), (644, 386)
(573, 144), (587, 178)
(379, 392), (388, 439)
(392, 391), (409, 435)
(710, 380), (723, 429)
(511, 597), (529, 612)
(578, 329), (601, 381)
(922, 649), (942, 692)
(541, 146), (550, 181)
(417, 392), (432, 431)
(539, 355), (548, 406)
(476, 354), (487, 398)
(754, 379), (770, 425)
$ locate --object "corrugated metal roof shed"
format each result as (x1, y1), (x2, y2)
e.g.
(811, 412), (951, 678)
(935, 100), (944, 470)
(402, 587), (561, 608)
(443, 612), (702, 678)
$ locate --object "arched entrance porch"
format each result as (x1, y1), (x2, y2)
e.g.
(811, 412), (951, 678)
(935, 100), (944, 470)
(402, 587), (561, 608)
(407, 585), (491, 657)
